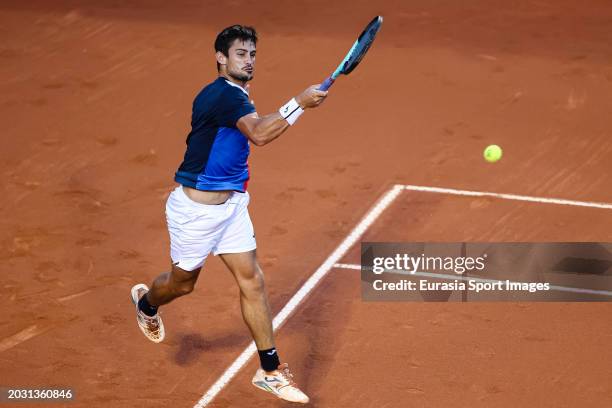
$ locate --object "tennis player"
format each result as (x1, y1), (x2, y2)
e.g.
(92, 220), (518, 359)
(130, 25), (326, 403)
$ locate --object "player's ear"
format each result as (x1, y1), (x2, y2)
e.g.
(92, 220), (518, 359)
(216, 51), (228, 66)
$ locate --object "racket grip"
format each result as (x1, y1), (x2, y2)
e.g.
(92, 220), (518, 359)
(319, 77), (335, 91)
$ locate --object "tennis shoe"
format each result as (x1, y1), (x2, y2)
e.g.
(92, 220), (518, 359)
(130, 283), (165, 343)
(252, 363), (309, 403)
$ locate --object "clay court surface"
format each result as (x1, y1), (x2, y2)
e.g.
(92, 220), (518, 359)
(1, 1), (612, 407)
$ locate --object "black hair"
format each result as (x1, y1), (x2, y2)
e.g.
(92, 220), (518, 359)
(215, 25), (258, 71)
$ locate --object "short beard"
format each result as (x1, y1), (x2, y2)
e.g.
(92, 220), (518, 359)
(228, 70), (253, 82)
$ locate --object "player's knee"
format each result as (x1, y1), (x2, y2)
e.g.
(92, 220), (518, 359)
(241, 269), (265, 296)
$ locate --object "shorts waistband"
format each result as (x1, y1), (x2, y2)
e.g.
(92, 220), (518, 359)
(174, 185), (248, 209)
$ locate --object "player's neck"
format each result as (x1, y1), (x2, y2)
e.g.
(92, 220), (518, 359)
(220, 73), (247, 89)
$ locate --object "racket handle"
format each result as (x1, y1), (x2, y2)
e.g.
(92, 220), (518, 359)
(319, 77), (335, 91)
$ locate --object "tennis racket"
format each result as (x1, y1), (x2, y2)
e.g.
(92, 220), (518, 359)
(319, 16), (383, 91)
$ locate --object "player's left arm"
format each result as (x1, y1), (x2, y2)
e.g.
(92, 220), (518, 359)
(237, 111), (290, 146)
(237, 85), (327, 146)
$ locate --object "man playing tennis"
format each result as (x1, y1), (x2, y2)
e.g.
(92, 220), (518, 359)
(130, 25), (326, 403)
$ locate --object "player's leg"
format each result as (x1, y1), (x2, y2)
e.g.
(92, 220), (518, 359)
(131, 185), (223, 343)
(214, 192), (308, 403)
(130, 264), (201, 343)
(213, 193), (275, 353)
(130, 264), (200, 343)
(219, 251), (309, 404)
(219, 251), (274, 350)
(146, 263), (202, 306)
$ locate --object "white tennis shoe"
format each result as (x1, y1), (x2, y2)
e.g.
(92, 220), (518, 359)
(130, 283), (165, 343)
(252, 363), (309, 403)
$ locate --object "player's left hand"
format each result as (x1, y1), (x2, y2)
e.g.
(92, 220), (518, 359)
(296, 85), (328, 109)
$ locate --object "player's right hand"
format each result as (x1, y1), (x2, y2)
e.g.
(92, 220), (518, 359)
(296, 85), (328, 109)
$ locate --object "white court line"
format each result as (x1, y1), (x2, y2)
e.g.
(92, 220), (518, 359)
(333, 263), (612, 297)
(401, 185), (612, 210)
(193, 185), (404, 407)
(194, 183), (611, 406)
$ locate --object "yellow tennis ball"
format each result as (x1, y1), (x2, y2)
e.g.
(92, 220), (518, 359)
(483, 144), (503, 163)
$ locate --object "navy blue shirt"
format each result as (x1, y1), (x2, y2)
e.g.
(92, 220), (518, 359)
(175, 77), (256, 192)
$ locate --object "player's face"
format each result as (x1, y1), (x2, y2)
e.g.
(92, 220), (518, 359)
(225, 39), (256, 82)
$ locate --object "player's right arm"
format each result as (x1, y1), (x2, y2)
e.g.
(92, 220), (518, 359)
(237, 85), (327, 146)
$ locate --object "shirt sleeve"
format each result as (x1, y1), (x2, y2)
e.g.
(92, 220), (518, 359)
(217, 87), (256, 128)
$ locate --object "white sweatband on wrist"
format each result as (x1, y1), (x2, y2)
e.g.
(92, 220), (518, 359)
(279, 98), (304, 125)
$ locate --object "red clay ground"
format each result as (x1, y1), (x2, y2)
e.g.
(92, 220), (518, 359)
(1, 1), (611, 407)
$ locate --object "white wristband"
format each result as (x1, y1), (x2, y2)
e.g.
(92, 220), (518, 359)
(279, 98), (304, 125)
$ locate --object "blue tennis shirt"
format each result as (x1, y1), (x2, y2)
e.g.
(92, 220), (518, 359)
(175, 77), (256, 192)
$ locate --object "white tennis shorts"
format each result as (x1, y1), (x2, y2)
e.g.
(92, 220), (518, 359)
(165, 185), (257, 271)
